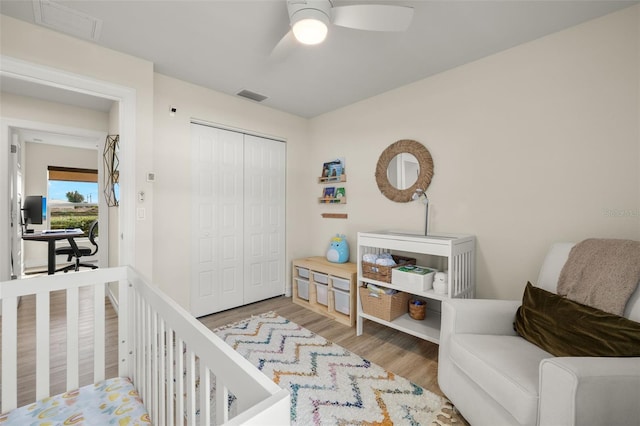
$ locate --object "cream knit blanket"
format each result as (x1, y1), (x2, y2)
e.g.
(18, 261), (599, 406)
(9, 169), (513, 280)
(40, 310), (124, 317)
(557, 238), (640, 316)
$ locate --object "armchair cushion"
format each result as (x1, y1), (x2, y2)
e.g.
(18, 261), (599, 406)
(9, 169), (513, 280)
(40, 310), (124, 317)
(449, 333), (552, 424)
(514, 282), (640, 357)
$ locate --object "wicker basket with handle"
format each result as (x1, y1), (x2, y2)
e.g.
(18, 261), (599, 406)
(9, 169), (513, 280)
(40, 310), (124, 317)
(361, 255), (416, 283)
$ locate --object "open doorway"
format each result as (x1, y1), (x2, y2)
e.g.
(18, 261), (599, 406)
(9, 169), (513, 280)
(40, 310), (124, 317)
(0, 56), (136, 297)
(8, 124), (108, 277)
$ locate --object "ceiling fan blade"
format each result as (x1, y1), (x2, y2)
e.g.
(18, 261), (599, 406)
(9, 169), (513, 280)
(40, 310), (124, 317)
(270, 29), (296, 62)
(331, 4), (414, 32)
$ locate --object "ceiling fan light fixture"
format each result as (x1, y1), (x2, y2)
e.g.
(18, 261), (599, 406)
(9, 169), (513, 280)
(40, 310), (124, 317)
(293, 18), (328, 45)
(291, 8), (329, 45)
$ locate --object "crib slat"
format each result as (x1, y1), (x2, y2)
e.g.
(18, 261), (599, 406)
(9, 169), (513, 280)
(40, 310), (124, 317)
(186, 348), (196, 426)
(167, 328), (175, 426)
(138, 292), (146, 403)
(134, 290), (143, 392)
(200, 364), (211, 425)
(1, 296), (18, 412)
(216, 381), (229, 425)
(93, 283), (105, 383)
(175, 338), (185, 426)
(158, 320), (166, 426)
(152, 309), (159, 424)
(66, 286), (79, 390)
(35, 291), (50, 400)
(144, 301), (152, 411)
(118, 279), (130, 378)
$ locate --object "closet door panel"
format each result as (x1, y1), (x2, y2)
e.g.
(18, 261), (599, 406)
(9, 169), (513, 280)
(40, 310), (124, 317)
(243, 135), (285, 304)
(191, 125), (244, 317)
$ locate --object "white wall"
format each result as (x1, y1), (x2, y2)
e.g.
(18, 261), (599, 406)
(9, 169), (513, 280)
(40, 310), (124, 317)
(308, 5), (640, 300)
(1, 14), (155, 278)
(152, 73), (309, 308)
(0, 92), (109, 131)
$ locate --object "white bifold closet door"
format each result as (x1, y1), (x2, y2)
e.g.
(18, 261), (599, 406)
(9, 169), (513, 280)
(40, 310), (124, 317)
(191, 124), (285, 317)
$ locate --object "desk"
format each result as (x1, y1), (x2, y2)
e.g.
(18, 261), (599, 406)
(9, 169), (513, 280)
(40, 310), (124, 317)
(22, 229), (84, 275)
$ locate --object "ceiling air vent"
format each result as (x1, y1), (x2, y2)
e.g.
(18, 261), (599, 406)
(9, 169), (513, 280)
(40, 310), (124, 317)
(33, 0), (102, 41)
(236, 89), (268, 103)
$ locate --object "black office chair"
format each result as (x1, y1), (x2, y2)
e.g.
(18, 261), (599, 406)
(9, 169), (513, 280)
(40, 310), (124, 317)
(55, 220), (99, 273)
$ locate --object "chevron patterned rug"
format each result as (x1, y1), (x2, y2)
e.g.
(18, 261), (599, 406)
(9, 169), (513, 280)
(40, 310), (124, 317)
(213, 311), (453, 425)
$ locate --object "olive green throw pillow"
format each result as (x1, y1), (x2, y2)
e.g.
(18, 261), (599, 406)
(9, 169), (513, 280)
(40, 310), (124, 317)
(514, 282), (640, 357)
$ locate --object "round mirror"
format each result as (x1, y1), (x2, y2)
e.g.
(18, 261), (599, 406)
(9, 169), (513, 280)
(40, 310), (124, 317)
(375, 139), (434, 203)
(387, 152), (419, 190)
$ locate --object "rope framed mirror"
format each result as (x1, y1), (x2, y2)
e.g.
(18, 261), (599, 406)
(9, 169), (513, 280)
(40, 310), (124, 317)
(375, 139), (434, 203)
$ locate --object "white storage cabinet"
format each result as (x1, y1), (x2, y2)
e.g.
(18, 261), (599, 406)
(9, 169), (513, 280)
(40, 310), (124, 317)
(356, 231), (475, 344)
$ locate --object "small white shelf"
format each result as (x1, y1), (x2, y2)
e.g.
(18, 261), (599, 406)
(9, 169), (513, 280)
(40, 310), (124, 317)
(360, 309), (441, 344)
(356, 231), (475, 344)
(360, 276), (450, 301)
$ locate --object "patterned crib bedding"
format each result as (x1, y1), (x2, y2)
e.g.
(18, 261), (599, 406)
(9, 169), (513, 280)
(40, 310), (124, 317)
(0, 377), (150, 425)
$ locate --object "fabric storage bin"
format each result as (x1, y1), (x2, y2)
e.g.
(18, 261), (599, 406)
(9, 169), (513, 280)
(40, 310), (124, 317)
(359, 286), (410, 321)
(332, 276), (351, 292)
(361, 255), (416, 283)
(312, 272), (329, 284)
(296, 267), (309, 279)
(296, 278), (309, 300)
(332, 288), (351, 315)
(314, 282), (328, 306)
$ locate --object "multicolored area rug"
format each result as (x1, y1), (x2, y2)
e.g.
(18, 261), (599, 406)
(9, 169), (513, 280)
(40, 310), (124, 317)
(214, 311), (453, 425)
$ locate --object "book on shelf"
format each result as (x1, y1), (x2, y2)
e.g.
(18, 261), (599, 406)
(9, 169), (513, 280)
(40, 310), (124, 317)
(323, 187), (336, 200)
(321, 159), (344, 179)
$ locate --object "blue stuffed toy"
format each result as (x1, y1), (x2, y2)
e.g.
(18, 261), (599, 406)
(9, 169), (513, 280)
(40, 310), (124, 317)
(327, 234), (349, 263)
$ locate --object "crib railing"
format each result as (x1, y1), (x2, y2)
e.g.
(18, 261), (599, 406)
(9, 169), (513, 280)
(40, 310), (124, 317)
(0, 267), (290, 425)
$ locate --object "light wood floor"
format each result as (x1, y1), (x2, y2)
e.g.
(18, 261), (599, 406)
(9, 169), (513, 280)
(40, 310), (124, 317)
(4, 293), (467, 424)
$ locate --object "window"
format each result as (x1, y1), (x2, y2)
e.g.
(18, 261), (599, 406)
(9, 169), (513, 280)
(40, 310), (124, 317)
(47, 166), (98, 234)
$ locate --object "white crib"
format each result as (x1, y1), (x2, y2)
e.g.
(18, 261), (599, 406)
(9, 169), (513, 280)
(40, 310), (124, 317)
(0, 266), (290, 425)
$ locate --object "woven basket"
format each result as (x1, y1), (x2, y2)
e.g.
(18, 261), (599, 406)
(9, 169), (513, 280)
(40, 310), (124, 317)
(359, 287), (410, 321)
(408, 299), (426, 320)
(361, 255), (416, 283)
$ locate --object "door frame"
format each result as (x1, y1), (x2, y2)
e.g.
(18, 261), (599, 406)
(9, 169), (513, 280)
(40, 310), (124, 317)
(0, 55), (136, 281)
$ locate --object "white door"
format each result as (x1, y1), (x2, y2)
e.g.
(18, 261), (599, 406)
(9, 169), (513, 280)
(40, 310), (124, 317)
(191, 125), (244, 317)
(243, 135), (286, 304)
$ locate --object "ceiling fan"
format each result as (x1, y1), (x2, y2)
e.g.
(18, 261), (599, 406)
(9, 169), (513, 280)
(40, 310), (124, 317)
(272, 0), (414, 57)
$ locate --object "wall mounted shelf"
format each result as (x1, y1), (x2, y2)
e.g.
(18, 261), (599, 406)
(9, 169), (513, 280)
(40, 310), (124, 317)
(321, 213), (348, 219)
(318, 197), (347, 204)
(318, 174), (347, 184)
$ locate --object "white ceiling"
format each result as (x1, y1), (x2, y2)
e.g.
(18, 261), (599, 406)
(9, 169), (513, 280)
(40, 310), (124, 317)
(0, 0), (636, 118)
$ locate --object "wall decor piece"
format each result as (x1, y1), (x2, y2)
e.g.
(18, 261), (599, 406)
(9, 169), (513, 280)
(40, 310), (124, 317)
(375, 139), (434, 203)
(103, 134), (119, 207)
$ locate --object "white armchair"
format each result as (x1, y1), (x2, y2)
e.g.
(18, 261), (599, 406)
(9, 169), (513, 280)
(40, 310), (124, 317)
(438, 243), (640, 426)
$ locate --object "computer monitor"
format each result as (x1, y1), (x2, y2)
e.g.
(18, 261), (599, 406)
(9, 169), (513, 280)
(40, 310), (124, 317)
(22, 195), (44, 233)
